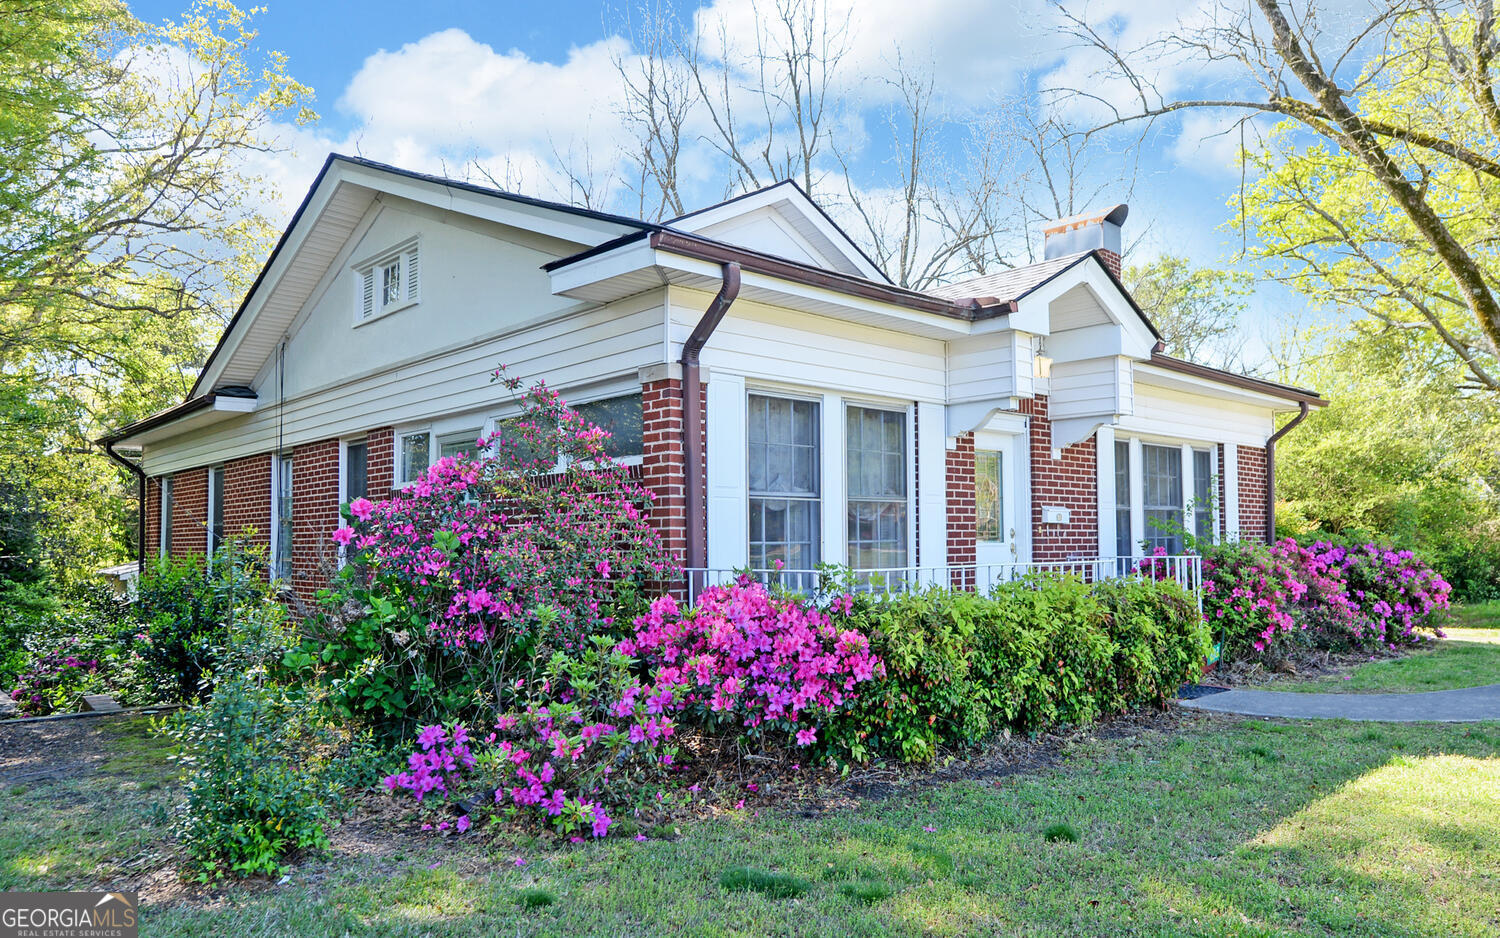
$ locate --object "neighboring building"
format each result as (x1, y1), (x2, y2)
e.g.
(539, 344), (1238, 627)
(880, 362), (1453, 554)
(100, 154), (1324, 597)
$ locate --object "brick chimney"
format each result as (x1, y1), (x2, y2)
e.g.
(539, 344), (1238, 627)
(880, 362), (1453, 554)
(1042, 204), (1128, 279)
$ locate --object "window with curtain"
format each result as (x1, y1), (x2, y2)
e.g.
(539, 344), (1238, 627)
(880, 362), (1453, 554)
(1193, 448), (1216, 545)
(1142, 443), (1183, 554)
(399, 431), (430, 484)
(975, 449), (1003, 542)
(747, 394), (820, 574)
(846, 406), (908, 570)
(1114, 440), (1132, 558)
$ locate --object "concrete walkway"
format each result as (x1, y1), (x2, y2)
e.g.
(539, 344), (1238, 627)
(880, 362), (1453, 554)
(1178, 684), (1500, 722)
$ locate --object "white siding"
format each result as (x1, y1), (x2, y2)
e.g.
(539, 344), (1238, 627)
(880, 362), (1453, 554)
(706, 372), (749, 571)
(1116, 381), (1275, 447)
(669, 287), (947, 403)
(142, 291), (665, 475)
(948, 331), (1021, 404)
(1048, 356), (1131, 421)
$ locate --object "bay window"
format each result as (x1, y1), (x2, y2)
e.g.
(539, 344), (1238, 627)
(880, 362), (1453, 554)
(747, 394), (820, 572)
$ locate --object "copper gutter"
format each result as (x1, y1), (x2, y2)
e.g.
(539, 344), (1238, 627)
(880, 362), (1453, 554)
(681, 261), (741, 569)
(1264, 401), (1311, 540)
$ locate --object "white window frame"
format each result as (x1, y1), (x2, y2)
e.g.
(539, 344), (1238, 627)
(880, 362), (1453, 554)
(206, 466), (225, 559)
(569, 391), (645, 466)
(1113, 432), (1223, 557)
(271, 454), (293, 579)
(1190, 445), (1220, 546)
(158, 476), (173, 558)
(352, 236), (420, 326)
(394, 427), (433, 489)
(745, 389), (825, 574)
(842, 398), (915, 573)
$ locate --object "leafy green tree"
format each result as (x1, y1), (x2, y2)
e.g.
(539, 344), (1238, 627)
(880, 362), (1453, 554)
(1122, 255), (1249, 368)
(0, 0), (314, 585)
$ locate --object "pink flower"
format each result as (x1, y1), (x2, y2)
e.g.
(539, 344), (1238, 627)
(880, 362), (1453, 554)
(331, 526), (355, 546)
(795, 728), (817, 747)
(348, 496), (375, 521)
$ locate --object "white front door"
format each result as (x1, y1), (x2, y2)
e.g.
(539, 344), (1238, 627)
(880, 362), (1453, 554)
(973, 433), (1019, 590)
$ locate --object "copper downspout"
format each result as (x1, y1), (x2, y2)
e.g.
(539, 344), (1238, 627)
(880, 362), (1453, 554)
(681, 261), (742, 570)
(1264, 400), (1310, 541)
(102, 439), (147, 573)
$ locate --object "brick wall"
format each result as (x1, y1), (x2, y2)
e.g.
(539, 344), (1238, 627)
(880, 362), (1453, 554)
(366, 427), (395, 502)
(641, 378), (689, 567)
(224, 453), (272, 556)
(168, 468), (208, 559)
(291, 438), (341, 595)
(144, 476), (163, 558)
(1236, 444), (1268, 543)
(945, 432), (977, 586)
(1097, 248), (1122, 280)
(1024, 395), (1099, 562)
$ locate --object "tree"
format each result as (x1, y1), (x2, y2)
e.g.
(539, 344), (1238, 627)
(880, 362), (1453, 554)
(1058, 0), (1500, 393)
(0, 0), (314, 583)
(1123, 255), (1249, 368)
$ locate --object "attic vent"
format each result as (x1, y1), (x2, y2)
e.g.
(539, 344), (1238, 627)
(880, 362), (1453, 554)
(352, 237), (421, 326)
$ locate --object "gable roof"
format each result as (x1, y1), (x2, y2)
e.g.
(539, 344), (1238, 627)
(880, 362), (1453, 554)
(928, 252), (1093, 304)
(665, 179), (893, 284)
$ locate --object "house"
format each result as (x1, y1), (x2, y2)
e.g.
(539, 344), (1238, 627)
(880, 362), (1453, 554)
(99, 154), (1325, 597)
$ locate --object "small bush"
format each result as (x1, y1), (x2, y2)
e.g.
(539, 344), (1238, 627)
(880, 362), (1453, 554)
(164, 595), (349, 880)
(5, 584), (147, 716)
(718, 867), (812, 898)
(1042, 823), (1079, 843)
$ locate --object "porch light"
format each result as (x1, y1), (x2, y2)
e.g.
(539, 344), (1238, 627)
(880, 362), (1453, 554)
(1033, 337), (1052, 379)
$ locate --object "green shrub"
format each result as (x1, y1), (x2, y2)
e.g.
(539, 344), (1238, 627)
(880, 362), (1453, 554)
(135, 545), (277, 702)
(826, 575), (1209, 764)
(4, 584), (148, 715)
(163, 594), (349, 881)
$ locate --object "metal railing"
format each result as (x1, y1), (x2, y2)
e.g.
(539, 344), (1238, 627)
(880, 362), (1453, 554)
(681, 555), (1203, 612)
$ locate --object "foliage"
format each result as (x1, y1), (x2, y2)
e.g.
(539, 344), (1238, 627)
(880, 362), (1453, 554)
(1122, 254), (1249, 369)
(1276, 333), (1500, 602)
(718, 867), (813, 899)
(826, 576), (1209, 764)
(619, 580), (883, 751)
(134, 546), (277, 702)
(4, 584), (147, 716)
(383, 640), (682, 840)
(0, 0), (313, 591)
(1199, 536), (1452, 663)
(162, 592), (349, 881)
(305, 370), (672, 738)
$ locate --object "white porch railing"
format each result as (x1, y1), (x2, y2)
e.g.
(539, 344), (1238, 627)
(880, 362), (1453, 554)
(681, 555), (1203, 612)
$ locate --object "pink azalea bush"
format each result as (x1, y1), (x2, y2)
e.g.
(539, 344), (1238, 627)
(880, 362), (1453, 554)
(1198, 536), (1451, 661)
(619, 578), (884, 750)
(306, 368), (675, 736)
(383, 640), (682, 838)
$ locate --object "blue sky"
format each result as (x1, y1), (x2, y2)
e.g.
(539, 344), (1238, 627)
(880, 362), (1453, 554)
(127, 0), (1307, 359)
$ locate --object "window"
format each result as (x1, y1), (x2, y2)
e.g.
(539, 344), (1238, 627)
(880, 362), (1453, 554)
(399, 431), (431, 485)
(574, 394), (644, 459)
(438, 430), (483, 461)
(208, 467), (225, 556)
(1142, 444), (1183, 554)
(1193, 448), (1216, 545)
(975, 450), (1004, 542)
(1114, 440), (1131, 557)
(274, 456), (293, 579)
(344, 440), (368, 502)
(355, 240), (420, 322)
(159, 477), (173, 557)
(747, 394), (820, 573)
(846, 405), (908, 570)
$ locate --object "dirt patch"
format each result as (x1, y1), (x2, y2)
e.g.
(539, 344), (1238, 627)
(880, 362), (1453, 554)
(0, 714), (150, 785)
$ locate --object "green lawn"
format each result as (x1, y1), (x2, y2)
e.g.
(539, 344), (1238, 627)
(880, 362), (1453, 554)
(3, 714), (1499, 936)
(1271, 602), (1500, 694)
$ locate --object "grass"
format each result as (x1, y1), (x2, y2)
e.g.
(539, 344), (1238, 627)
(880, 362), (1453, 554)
(1270, 602), (1500, 694)
(3, 715), (1499, 936)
